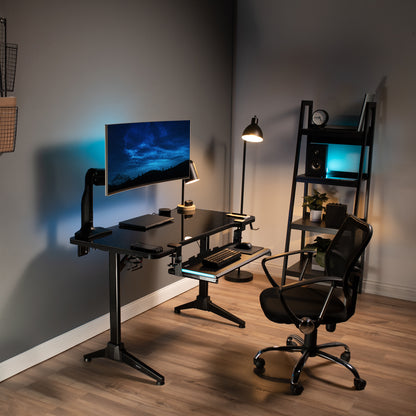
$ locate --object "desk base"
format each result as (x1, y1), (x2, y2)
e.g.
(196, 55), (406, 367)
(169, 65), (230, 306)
(84, 342), (165, 385)
(174, 281), (245, 328)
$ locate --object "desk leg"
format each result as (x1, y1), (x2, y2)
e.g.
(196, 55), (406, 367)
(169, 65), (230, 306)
(83, 251), (165, 385)
(174, 280), (245, 328)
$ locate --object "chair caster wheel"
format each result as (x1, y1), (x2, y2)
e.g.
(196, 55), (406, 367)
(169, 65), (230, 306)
(174, 308), (180, 314)
(253, 357), (265, 370)
(354, 378), (366, 390)
(84, 357), (91, 363)
(340, 351), (350, 362)
(290, 383), (304, 395)
(286, 337), (296, 346)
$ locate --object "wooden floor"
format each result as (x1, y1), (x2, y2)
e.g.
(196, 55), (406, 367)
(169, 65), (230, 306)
(1, 272), (416, 416)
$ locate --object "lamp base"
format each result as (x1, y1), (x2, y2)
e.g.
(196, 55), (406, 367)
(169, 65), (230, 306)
(177, 203), (196, 214)
(224, 269), (253, 283)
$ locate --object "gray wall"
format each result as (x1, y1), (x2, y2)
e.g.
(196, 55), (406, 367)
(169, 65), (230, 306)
(0, 0), (234, 362)
(2, 0), (415, 372)
(232, 0), (416, 300)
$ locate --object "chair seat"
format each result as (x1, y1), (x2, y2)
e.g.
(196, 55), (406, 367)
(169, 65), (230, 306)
(260, 286), (348, 325)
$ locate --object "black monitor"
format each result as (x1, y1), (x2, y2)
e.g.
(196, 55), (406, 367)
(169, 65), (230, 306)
(105, 120), (190, 196)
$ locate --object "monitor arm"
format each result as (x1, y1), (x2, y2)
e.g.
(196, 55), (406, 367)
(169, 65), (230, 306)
(74, 168), (112, 256)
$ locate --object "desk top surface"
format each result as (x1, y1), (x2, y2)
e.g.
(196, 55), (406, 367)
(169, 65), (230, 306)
(70, 208), (255, 258)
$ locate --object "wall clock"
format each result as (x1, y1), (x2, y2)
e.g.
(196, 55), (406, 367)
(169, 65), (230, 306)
(311, 109), (329, 127)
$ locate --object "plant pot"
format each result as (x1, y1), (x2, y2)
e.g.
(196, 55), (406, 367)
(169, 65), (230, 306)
(310, 209), (322, 222)
(311, 256), (325, 271)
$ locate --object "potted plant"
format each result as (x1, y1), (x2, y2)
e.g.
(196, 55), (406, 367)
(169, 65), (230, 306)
(302, 189), (328, 222)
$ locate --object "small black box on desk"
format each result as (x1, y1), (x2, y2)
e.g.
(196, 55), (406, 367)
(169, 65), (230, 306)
(325, 203), (347, 228)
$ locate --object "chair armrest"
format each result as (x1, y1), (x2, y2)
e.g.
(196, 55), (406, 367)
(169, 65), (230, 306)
(262, 248), (316, 265)
(262, 248), (316, 287)
(280, 275), (343, 292)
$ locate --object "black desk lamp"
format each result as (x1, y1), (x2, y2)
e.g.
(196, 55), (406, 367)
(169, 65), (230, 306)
(226, 116), (263, 283)
(177, 160), (200, 213)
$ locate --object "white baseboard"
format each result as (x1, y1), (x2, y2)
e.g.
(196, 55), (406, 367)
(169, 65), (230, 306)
(247, 260), (416, 302)
(361, 279), (416, 302)
(0, 278), (198, 383)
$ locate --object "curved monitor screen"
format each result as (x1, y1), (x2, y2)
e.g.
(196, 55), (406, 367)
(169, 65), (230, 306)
(105, 120), (190, 196)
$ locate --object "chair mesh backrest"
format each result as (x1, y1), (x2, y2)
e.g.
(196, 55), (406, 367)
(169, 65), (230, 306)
(325, 215), (373, 315)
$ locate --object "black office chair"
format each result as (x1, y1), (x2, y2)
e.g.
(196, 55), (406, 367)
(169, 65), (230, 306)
(253, 215), (373, 395)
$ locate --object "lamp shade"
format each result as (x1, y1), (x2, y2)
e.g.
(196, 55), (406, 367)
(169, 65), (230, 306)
(242, 116), (263, 143)
(180, 160), (200, 208)
(185, 160), (199, 184)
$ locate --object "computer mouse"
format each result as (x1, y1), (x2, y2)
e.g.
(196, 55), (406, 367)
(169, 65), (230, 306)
(236, 241), (252, 250)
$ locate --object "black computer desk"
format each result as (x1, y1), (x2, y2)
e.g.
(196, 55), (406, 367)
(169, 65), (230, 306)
(70, 208), (270, 385)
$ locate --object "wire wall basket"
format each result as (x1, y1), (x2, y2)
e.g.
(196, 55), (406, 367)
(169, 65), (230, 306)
(0, 17), (18, 153)
(0, 41), (18, 93)
(0, 103), (18, 153)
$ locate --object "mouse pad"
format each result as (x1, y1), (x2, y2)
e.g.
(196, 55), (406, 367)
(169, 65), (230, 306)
(233, 245), (263, 255)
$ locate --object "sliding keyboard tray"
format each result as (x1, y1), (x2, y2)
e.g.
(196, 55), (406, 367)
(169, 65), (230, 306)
(173, 246), (271, 283)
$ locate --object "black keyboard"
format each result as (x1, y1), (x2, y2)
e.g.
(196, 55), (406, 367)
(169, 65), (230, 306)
(202, 248), (241, 269)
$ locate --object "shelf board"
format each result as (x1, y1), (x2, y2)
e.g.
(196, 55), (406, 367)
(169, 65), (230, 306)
(301, 127), (367, 144)
(296, 174), (368, 187)
(290, 217), (338, 234)
(286, 259), (325, 279)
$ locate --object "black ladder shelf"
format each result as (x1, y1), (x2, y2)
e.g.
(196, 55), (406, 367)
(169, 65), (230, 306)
(282, 100), (376, 285)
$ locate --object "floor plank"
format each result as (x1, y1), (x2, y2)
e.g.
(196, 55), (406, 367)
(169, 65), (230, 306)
(1, 272), (415, 415)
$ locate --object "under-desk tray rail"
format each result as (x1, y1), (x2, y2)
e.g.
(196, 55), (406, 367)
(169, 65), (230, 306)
(169, 246), (271, 283)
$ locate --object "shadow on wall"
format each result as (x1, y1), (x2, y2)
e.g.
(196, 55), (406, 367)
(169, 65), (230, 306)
(204, 135), (230, 210)
(368, 76), (387, 282)
(0, 140), (161, 363)
(0, 245), (109, 362)
(35, 139), (105, 246)
(262, 105), (299, 165)
(34, 139), (158, 246)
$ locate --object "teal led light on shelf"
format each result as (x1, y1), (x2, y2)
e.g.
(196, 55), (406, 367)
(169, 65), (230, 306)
(181, 268), (216, 279)
(326, 144), (369, 178)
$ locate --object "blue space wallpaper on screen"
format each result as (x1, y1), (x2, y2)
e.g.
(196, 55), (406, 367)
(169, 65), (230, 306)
(106, 120), (190, 195)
